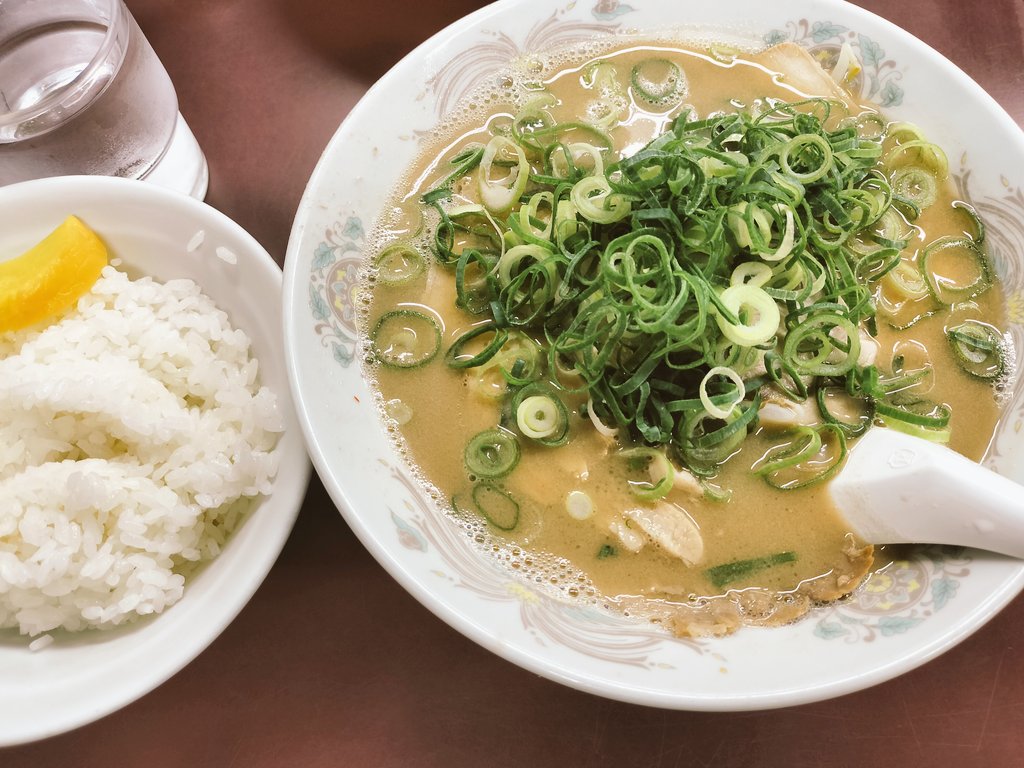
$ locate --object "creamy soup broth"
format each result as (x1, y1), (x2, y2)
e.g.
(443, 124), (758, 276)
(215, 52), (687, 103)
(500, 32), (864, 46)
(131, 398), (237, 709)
(363, 41), (1007, 635)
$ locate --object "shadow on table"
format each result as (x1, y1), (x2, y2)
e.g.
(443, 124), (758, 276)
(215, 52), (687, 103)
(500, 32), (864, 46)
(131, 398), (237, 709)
(273, 0), (488, 82)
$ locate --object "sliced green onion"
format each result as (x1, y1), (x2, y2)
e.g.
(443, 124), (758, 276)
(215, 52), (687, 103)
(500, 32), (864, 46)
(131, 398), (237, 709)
(516, 395), (562, 439)
(370, 310), (441, 369)
(871, 206), (913, 245)
(617, 446), (675, 501)
(755, 424), (848, 490)
(700, 479), (733, 503)
(816, 386), (873, 437)
(754, 425), (821, 475)
(512, 94), (615, 150)
(881, 259), (929, 300)
(947, 320), (1006, 380)
(494, 331), (545, 386)
(876, 352), (933, 395)
(565, 490), (594, 520)
(410, 97), (999, 477)
(952, 200), (986, 244)
(730, 261), (773, 288)
(373, 243), (426, 286)
(631, 59), (686, 107)
(497, 243), (557, 290)
(877, 416), (950, 443)
(919, 236), (990, 305)
(779, 133), (834, 183)
(570, 174), (631, 224)
(586, 397), (619, 437)
(874, 398), (952, 443)
(885, 126), (948, 178)
(705, 551), (797, 590)
(764, 351), (809, 402)
(464, 428), (521, 479)
(549, 142), (607, 179)
(431, 203), (502, 266)
(471, 483), (520, 531)
(511, 384), (569, 445)
(420, 146), (485, 203)
(891, 166), (938, 210)
(676, 396), (760, 473)
(581, 60), (617, 90)
(445, 323), (509, 369)
(478, 135), (529, 214)
(468, 361), (514, 400)
(714, 285), (781, 346)
(783, 312), (862, 377)
(581, 62), (626, 128)
(515, 191), (555, 242)
(699, 366), (745, 418)
(455, 248), (497, 314)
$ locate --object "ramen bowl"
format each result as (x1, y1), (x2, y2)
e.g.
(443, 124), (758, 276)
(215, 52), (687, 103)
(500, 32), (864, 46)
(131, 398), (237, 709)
(283, 0), (1024, 709)
(0, 176), (310, 745)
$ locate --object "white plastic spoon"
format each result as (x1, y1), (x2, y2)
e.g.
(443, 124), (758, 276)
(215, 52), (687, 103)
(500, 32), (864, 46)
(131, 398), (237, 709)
(829, 427), (1024, 558)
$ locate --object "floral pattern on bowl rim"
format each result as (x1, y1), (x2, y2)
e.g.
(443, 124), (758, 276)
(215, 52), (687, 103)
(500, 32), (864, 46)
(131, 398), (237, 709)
(285, 0), (1024, 709)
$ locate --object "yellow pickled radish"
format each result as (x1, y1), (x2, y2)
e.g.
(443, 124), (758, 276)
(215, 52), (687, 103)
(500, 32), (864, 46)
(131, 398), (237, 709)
(0, 215), (108, 333)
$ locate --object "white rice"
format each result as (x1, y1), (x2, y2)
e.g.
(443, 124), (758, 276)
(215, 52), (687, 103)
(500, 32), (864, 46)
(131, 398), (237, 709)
(0, 266), (283, 637)
(28, 633), (53, 651)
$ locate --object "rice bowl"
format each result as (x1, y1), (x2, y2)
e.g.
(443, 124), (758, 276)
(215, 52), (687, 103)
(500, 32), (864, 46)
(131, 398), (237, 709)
(1, 264), (283, 636)
(0, 176), (309, 746)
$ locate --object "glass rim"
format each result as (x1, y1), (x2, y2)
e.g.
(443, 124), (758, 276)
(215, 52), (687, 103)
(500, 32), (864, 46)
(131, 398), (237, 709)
(0, 0), (128, 131)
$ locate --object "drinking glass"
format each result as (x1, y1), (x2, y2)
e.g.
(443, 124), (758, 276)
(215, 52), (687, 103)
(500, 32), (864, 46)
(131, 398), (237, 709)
(0, 0), (208, 198)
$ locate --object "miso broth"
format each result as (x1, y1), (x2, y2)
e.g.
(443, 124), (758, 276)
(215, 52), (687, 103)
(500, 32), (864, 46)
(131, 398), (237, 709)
(362, 40), (1008, 636)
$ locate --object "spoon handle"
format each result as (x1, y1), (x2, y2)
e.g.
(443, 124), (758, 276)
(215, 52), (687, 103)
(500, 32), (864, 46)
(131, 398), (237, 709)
(830, 428), (1024, 558)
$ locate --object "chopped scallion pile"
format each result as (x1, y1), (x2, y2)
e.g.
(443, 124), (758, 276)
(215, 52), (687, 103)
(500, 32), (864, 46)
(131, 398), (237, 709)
(375, 91), (999, 493)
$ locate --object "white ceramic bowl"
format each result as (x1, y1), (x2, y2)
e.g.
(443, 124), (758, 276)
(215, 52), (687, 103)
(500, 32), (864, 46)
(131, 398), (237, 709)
(0, 176), (310, 745)
(284, 0), (1024, 709)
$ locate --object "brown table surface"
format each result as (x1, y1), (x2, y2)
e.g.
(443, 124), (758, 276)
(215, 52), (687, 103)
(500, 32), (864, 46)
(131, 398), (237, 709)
(7, 1), (1024, 765)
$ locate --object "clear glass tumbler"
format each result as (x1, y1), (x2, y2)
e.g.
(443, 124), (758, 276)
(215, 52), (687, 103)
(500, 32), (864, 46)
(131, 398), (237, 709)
(0, 0), (208, 198)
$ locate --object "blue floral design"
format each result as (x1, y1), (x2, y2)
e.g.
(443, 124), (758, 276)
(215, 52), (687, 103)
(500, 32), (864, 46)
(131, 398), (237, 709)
(342, 216), (364, 242)
(770, 18), (905, 108)
(309, 282), (330, 322)
(391, 509), (428, 552)
(329, 261), (360, 325)
(878, 616), (923, 636)
(811, 22), (847, 43)
(878, 80), (904, 108)
(813, 547), (970, 643)
(309, 214), (366, 367)
(332, 341), (354, 365)
(857, 34), (884, 68)
(592, 0), (634, 20)
(814, 620), (851, 640)
(930, 577), (958, 611)
(311, 241), (335, 271)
